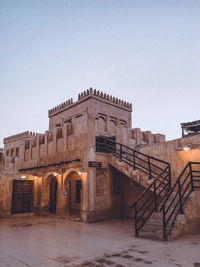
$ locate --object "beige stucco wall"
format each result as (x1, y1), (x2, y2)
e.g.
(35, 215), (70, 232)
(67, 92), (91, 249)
(139, 134), (200, 183)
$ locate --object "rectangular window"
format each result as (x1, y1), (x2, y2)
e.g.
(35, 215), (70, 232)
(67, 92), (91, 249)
(16, 147), (19, 157)
(65, 119), (73, 136)
(56, 127), (62, 138)
(11, 148), (14, 157)
(25, 140), (30, 149)
(96, 136), (116, 153)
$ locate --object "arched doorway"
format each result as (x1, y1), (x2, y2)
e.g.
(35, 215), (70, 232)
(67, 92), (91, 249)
(64, 172), (82, 215)
(49, 177), (58, 213)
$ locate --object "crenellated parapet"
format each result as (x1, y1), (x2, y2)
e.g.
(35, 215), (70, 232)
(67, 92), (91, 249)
(3, 131), (41, 144)
(48, 87), (132, 117)
(78, 88), (132, 110)
(48, 98), (73, 117)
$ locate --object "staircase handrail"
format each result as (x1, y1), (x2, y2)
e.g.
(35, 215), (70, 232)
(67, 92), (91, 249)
(160, 162), (190, 211)
(96, 135), (171, 237)
(98, 135), (170, 165)
(161, 161), (200, 241)
(97, 136), (170, 182)
(130, 165), (170, 208)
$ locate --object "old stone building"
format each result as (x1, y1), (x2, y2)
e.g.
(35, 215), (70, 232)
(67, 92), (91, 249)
(0, 88), (199, 241)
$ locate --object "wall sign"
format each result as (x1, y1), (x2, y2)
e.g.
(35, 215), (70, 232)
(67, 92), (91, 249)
(88, 161), (102, 168)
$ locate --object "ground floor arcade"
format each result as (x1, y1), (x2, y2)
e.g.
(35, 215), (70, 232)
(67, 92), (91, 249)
(1, 163), (146, 222)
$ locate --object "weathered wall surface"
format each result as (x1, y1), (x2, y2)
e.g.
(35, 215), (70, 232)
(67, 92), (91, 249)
(109, 166), (148, 219)
(0, 176), (12, 217)
(184, 191), (200, 233)
(139, 134), (200, 183)
(139, 134), (200, 235)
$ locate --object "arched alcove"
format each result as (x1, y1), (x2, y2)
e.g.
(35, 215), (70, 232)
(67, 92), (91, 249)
(98, 116), (107, 132)
(64, 171), (82, 215)
(110, 119), (116, 134)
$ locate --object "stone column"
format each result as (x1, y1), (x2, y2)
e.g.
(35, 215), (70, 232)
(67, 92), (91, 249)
(40, 173), (48, 214)
(80, 171), (90, 222)
(56, 174), (62, 215)
(86, 168), (96, 221)
(36, 176), (42, 215)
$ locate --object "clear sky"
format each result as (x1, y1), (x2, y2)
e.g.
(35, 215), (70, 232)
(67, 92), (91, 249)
(0, 0), (199, 147)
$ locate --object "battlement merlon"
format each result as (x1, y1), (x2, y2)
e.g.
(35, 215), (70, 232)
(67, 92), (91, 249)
(3, 131), (40, 144)
(48, 88), (133, 118)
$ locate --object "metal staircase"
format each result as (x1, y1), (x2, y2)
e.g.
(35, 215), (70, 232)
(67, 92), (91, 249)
(161, 162), (200, 240)
(96, 136), (200, 241)
(96, 136), (171, 237)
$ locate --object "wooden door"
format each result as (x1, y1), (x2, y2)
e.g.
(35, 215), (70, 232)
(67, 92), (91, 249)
(11, 180), (34, 214)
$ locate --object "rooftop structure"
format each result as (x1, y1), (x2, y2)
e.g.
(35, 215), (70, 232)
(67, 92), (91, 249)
(181, 120), (200, 137)
(48, 88), (132, 118)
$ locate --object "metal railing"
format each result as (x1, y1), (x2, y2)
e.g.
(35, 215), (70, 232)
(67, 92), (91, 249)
(161, 162), (200, 241)
(96, 136), (171, 237)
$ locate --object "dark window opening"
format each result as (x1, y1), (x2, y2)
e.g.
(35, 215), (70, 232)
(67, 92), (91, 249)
(96, 136), (116, 153)
(11, 148), (14, 157)
(25, 140), (30, 149)
(39, 135), (45, 145)
(75, 114), (82, 119)
(120, 119), (126, 126)
(16, 147), (19, 157)
(31, 138), (37, 147)
(64, 119), (72, 124)
(49, 177), (58, 213)
(56, 127), (62, 138)
(75, 180), (81, 203)
(64, 119), (73, 135)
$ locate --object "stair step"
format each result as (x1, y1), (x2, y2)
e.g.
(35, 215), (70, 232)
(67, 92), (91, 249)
(143, 221), (162, 227)
(141, 227), (162, 233)
(151, 213), (162, 219)
(139, 231), (163, 240)
(141, 224), (162, 230)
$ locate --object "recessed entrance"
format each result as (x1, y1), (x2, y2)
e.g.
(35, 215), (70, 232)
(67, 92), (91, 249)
(64, 172), (82, 215)
(49, 177), (58, 213)
(11, 180), (34, 214)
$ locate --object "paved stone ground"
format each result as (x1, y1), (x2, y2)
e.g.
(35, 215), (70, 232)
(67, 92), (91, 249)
(0, 216), (200, 267)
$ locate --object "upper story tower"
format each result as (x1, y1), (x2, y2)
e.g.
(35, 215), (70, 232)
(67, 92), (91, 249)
(48, 88), (132, 135)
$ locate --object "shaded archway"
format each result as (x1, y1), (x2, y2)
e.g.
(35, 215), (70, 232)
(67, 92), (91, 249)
(49, 177), (58, 213)
(64, 171), (82, 215)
